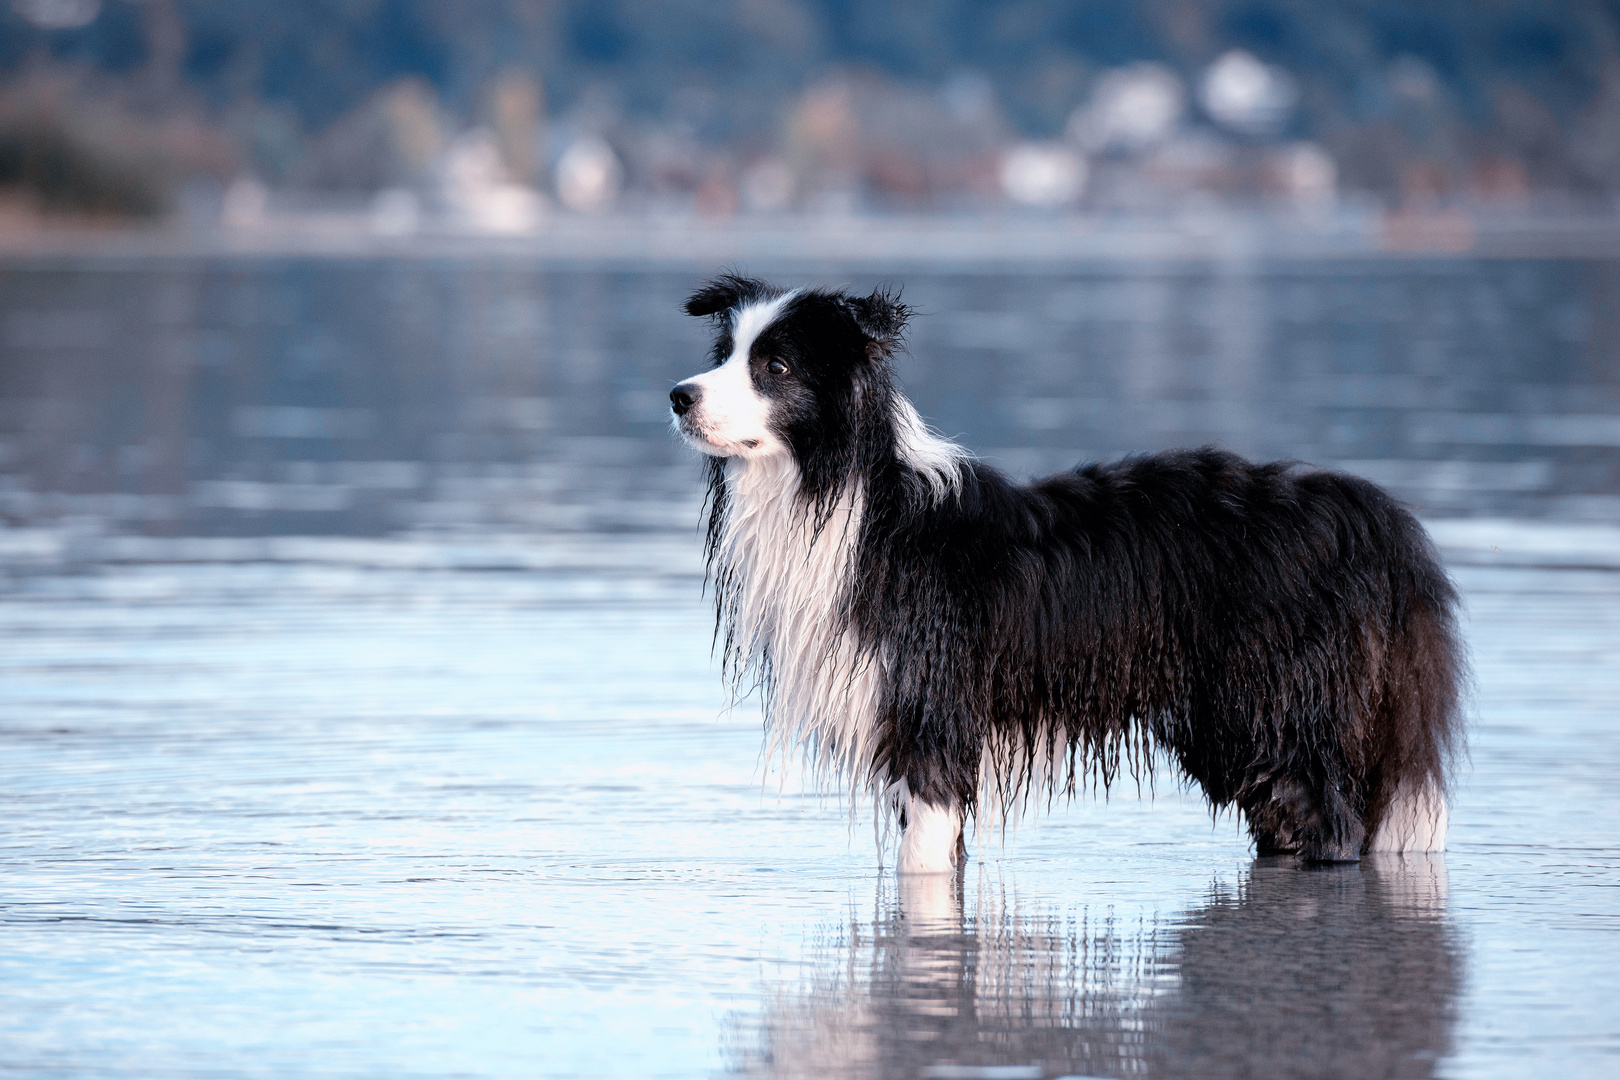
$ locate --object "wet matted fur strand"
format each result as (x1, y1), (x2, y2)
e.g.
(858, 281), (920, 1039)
(669, 273), (1465, 874)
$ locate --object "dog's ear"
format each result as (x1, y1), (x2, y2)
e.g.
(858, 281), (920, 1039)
(684, 274), (767, 318)
(846, 286), (911, 355)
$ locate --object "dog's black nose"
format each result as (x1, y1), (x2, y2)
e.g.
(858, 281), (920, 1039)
(670, 383), (700, 416)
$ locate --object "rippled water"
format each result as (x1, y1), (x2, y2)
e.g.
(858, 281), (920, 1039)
(1, 254), (1618, 1077)
(0, 535), (1616, 1078)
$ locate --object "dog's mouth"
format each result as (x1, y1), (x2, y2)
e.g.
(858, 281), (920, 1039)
(675, 414), (762, 456)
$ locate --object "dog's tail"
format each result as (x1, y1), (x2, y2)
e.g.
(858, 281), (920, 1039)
(1364, 526), (1467, 853)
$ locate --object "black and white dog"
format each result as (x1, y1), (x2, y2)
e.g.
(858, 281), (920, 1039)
(670, 274), (1465, 873)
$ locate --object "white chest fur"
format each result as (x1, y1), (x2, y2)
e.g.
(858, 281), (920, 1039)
(713, 456), (884, 794)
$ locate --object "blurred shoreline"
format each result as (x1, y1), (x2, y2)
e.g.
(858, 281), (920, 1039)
(7, 205), (1620, 264)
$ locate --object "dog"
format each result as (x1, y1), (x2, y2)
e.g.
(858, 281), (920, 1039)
(669, 274), (1465, 873)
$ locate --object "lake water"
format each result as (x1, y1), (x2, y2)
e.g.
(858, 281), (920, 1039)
(0, 251), (1617, 1078)
(3, 253), (1619, 536)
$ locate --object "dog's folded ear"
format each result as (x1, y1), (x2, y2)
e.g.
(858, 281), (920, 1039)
(846, 286), (912, 354)
(685, 274), (768, 318)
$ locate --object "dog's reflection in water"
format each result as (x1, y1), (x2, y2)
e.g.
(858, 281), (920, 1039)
(728, 857), (1459, 1080)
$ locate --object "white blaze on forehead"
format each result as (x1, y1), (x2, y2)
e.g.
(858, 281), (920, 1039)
(675, 291), (797, 458)
(728, 290), (796, 363)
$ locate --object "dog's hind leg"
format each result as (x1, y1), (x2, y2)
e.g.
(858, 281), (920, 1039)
(1367, 778), (1448, 852)
(897, 798), (965, 875)
(1243, 774), (1366, 863)
(1295, 789), (1366, 863)
(1362, 603), (1459, 854)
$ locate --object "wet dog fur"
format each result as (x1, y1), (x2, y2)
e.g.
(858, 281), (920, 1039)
(669, 274), (1465, 873)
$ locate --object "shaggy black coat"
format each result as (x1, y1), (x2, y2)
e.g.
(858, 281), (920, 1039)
(856, 447), (1463, 861)
(685, 275), (1465, 862)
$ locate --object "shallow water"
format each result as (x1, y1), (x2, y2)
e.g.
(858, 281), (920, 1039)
(1, 254), (1618, 1077)
(0, 533), (1616, 1079)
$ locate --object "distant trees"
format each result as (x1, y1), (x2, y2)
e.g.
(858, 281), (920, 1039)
(2, 0), (1619, 215)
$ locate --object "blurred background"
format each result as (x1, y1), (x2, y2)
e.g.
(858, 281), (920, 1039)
(5, 0), (1620, 225)
(1, 0), (1619, 544)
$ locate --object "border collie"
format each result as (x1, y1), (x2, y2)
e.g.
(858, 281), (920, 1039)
(670, 274), (1465, 874)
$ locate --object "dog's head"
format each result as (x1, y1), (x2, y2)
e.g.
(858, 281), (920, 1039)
(670, 274), (911, 466)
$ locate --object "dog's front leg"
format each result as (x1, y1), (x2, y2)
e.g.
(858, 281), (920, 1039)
(897, 798), (965, 874)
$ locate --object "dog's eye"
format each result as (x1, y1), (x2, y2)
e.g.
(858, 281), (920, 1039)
(766, 359), (790, 376)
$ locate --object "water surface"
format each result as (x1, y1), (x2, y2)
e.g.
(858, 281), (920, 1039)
(0, 255), (1617, 1077)
(3, 256), (1619, 535)
(0, 531), (1615, 1078)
